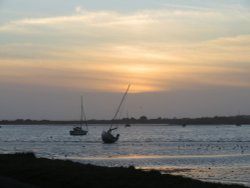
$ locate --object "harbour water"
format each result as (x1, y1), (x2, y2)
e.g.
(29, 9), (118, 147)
(0, 124), (250, 186)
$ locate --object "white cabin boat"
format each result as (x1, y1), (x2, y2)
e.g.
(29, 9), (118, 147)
(70, 96), (88, 136)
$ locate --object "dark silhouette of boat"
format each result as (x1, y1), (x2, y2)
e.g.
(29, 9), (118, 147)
(102, 128), (120, 143)
(236, 123), (241, 127)
(235, 114), (242, 127)
(102, 84), (131, 144)
(125, 124), (131, 127)
(70, 96), (88, 136)
(124, 111), (131, 127)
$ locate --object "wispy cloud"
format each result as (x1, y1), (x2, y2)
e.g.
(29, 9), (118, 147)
(0, 8), (234, 31)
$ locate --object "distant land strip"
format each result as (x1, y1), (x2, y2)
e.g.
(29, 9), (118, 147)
(1, 115), (250, 125)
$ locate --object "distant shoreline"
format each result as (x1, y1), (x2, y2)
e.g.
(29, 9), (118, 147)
(1, 115), (250, 125)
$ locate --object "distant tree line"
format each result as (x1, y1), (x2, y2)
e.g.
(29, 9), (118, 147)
(1, 115), (250, 125)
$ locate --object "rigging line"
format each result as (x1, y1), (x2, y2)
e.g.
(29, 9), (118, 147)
(110, 83), (131, 129)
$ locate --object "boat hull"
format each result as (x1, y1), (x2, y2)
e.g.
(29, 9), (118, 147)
(102, 131), (119, 144)
(70, 131), (87, 136)
(70, 127), (88, 136)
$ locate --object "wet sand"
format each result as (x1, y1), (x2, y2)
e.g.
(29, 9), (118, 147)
(0, 153), (247, 188)
(138, 166), (250, 187)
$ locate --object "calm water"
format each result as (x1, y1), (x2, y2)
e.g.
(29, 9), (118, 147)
(0, 124), (250, 186)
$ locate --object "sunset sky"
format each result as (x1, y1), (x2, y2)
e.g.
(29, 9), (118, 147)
(0, 0), (250, 120)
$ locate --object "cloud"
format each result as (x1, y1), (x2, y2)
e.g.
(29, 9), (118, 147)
(208, 35), (250, 47)
(75, 6), (82, 14)
(1, 7), (249, 46)
(0, 8), (238, 32)
(0, 8), (250, 92)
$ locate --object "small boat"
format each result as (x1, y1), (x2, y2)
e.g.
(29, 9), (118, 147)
(70, 96), (88, 136)
(125, 124), (131, 127)
(124, 111), (131, 127)
(102, 84), (131, 144)
(70, 127), (88, 136)
(235, 114), (242, 127)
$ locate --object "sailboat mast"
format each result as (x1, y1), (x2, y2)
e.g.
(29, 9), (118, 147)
(110, 83), (131, 129)
(81, 96), (88, 130)
(80, 96), (83, 122)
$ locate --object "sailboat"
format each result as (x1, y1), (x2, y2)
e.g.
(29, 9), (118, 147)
(125, 123), (131, 127)
(70, 96), (88, 136)
(102, 84), (131, 144)
(236, 115), (242, 127)
(235, 111), (242, 127)
(125, 111), (131, 127)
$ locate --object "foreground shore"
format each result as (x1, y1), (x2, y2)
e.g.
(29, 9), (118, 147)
(0, 153), (247, 188)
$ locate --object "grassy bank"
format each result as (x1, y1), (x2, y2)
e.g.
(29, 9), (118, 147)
(0, 153), (247, 188)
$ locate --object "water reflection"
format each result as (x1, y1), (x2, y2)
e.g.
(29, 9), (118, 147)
(0, 124), (250, 186)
